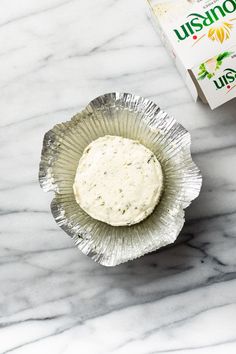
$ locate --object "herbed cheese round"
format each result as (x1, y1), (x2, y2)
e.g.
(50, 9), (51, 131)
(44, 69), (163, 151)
(73, 135), (163, 226)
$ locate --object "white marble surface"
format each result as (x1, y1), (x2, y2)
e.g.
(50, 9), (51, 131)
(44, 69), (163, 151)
(1, 0), (236, 353)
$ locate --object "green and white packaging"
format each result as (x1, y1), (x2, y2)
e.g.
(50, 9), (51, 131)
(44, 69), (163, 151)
(147, 0), (236, 109)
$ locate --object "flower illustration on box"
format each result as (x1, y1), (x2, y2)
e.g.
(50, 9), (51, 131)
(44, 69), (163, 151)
(197, 51), (233, 80)
(190, 19), (236, 47)
(208, 22), (234, 43)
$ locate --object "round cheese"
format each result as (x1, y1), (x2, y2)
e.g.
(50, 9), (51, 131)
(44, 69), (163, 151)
(73, 135), (163, 226)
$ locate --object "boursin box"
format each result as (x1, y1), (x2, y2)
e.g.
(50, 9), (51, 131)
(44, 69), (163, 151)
(147, 0), (236, 109)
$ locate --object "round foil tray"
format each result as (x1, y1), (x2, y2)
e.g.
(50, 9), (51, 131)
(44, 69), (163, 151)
(39, 93), (202, 266)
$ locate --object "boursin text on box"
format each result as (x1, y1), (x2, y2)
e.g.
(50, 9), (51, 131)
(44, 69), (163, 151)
(148, 0), (236, 109)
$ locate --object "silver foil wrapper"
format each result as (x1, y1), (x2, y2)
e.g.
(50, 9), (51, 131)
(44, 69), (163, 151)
(39, 93), (202, 266)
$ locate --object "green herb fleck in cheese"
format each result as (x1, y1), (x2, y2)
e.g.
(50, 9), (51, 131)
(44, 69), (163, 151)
(73, 135), (163, 226)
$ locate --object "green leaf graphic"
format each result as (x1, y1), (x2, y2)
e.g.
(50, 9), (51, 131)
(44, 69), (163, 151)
(197, 51), (234, 81)
(217, 51), (233, 62)
(207, 73), (214, 79)
(198, 72), (208, 80)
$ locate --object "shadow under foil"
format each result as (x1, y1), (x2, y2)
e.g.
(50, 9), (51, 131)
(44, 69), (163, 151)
(97, 199), (233, 295)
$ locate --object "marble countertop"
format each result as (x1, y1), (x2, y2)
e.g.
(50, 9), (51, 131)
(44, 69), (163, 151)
(1, 0), (236, 353)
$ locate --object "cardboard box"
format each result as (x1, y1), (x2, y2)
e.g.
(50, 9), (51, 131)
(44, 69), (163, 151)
(147, 0), (236, 109)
